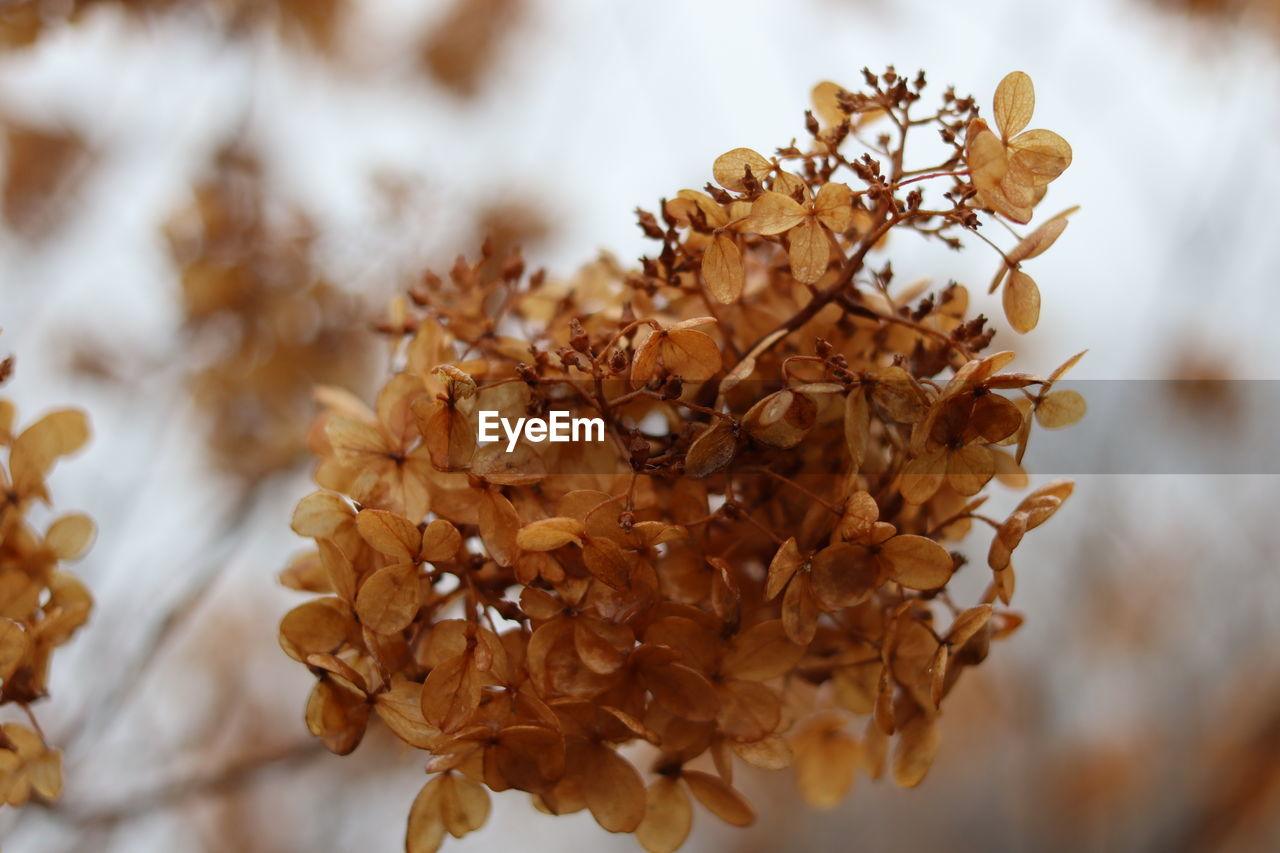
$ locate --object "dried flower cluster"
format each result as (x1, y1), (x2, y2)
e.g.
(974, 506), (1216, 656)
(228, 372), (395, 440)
(279, 69), (1083, 852)
(0, 350), (94, 808)
(166, 144), (372, 481)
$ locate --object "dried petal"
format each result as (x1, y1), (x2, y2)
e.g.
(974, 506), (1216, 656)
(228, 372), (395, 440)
(880, 535), (953, 591)
(637, 777), (693, 853)
(995, 269), (1040, 334)
(892, 714), (940, 788)
(993, 71), (1034, 140)
(703, 233), (745, 303)
(788, 216), (829, 284)
(712, 148), (771, 192)
(582, 743), (645, 832)
(355, 562), (421, 634)
(1036, 389), (1086, 428)
(682, 770), (754, 827)
(517, 517), (585, 551)
(741, 191), (807, 235)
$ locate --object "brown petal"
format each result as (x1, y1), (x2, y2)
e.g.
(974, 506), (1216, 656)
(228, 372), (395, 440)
(880, 535), (953, 591)
(279, 598), (352, 661)
(421, 653), (481, 733)
(794, 715), (860, 808)
(988, 511), (1027, 571)
(814, 181), (853, 232)
(946, 605), (993, 647)
(676, 189), (729, 227)
(782, 575), (818, 646)
(1035, 390), (1086, 429)
(356, 509), (420, 561)
(685, 418), (737, 479)
(375, 680), (442, 749)
(740, 191), (807, 235)
(1003, 270), (1040, 333)
(682, 770), (754, 827)
(0, 619), (30, 682)
(712, 147), (771, 192)
(1009, 129), (1072, 185)
(44, 513), (94, 560)
(516, 517), (585, 551)
(406, 777), (446, 853)
(291, 491), (355, 539)
(843, 390), (870, 470)
(582, 743), (645, 832)
(630, 330), (662, 387)
(716, 678), (781, 741)
(662, 329), (722, 381)
(892, 713), (940, 788)
(637, 777), (693, 853)
(964, 122), (1007, 194)
(419, 519), (462, 562)
(305, 679), (369, 756)
(703, 232), (745, 303)
(492, 725), (565, 792)
(478, 490), (521, 566)
(840, 491), (879, 541)
(765, 537), (803, 601)
(899, 451), (946, 504)
(1007, 206), (1077, 264)
(583, 536), (632, 589)
(946, 445), (994, 496)
(722, 619), (803, 681)
(643, 659), (720, 722)
(993, 71), (1035, 140)
(574, 619), (628, 674)
(788, 216), (829, 284)
(317, 539), (358, 603)
(809, 542), (879, 608)
(732, 734), (793, 770)
(439, 772), (490, 839)
(417, 399), (476, 472)
(355, 562), (421, 634)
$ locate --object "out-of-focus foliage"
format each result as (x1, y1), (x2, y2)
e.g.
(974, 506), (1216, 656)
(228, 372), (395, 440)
(1, 119), (90, 242)
(165, 144), (374, 482)
(1, 0), (347, 50)
(421, 0), (525, 97)
(0, 347), (93, 809)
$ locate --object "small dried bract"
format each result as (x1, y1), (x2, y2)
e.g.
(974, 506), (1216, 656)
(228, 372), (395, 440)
(279, 68), (1082, 852)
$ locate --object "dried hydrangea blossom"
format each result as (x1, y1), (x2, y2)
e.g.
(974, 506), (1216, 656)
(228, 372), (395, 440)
(166, 143), (373, 481)
(0, 349), (94, 808)
(279, 68), (1082, 852)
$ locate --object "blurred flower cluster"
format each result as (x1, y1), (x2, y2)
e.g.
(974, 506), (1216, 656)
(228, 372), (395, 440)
(0, 348), (93, 809)
(165, 144), (374, 482)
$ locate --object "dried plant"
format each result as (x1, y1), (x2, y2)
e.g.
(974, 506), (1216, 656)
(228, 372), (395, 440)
(278, 68), (1083, 852)
(165, 143), (373, 481)
(0, 344), (94, 808)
